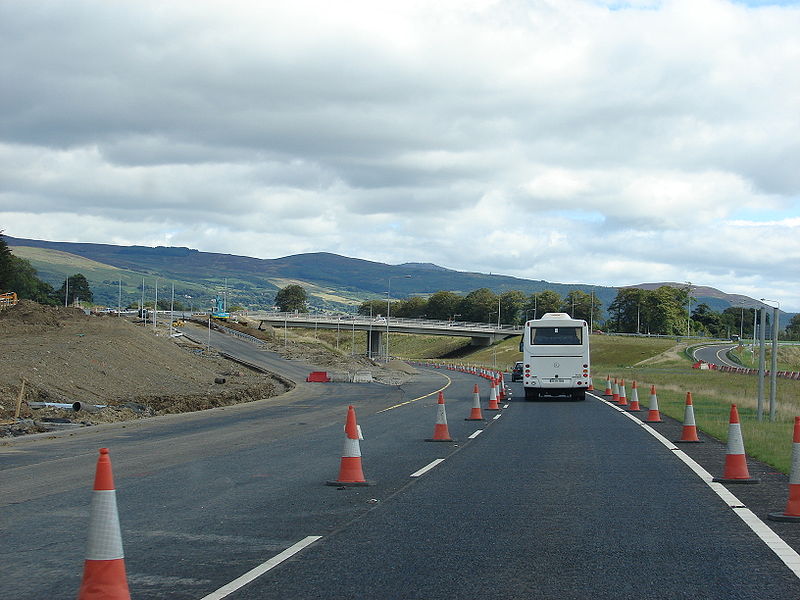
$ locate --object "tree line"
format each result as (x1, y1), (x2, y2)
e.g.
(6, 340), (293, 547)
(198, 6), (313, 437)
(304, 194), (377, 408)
(356, 288), (603, 325)
(0, 231), (93, 305)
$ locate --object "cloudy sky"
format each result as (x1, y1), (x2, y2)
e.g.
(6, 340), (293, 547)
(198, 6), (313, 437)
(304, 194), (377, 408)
(1, 0), (799, 308)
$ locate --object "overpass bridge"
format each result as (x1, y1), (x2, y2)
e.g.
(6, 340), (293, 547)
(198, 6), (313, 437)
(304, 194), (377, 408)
(248, 312), (523, 359)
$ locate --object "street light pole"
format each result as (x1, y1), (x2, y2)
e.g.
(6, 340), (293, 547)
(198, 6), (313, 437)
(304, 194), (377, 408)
(757, 307), (767, 420)
(762, 299), (781, 422)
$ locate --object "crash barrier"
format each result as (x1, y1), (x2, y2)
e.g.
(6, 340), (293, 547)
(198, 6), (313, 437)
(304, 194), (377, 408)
(698, 361), (800, 381)
(214, 323), (269, 346)
(306, 371), (331, 383)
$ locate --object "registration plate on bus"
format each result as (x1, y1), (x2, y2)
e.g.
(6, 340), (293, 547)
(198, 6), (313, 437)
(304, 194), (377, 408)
(550, 378), (565, 383)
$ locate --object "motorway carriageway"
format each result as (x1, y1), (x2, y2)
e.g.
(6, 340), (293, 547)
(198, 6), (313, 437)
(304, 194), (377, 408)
(3, 329), (800, 598)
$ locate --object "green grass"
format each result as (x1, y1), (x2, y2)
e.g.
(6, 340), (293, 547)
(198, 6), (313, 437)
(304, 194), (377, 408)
(730, 344), (800, 371)
(591, 339), (800, 475)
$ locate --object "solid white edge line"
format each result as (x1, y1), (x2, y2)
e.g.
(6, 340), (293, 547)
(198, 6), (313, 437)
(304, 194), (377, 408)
(468, 430), (483, 439)
(589, 392), (800, 580)
(199, 535), (323, 600)
(410, 458), (446, 478)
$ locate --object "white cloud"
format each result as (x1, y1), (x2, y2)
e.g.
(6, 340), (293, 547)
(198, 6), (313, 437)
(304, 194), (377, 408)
(2, 0), (800, 309)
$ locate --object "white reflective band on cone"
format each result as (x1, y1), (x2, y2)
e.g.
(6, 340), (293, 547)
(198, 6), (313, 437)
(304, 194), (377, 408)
(86, 490), (124, 560)
(791, 443), (800, 485)
(684, 405), (696, 426)
(728, 423), (745, 455)
(342, 437), (361, 458)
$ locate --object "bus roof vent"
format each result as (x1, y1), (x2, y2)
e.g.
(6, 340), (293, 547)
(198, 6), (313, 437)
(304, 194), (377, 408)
(540, 312), (572, 320)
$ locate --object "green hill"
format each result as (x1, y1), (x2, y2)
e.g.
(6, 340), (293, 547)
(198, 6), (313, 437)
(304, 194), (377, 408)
(5, 235), (767, 320)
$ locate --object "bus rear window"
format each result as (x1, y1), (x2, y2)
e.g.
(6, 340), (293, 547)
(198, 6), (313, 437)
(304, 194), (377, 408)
(530, 326), (582, 345)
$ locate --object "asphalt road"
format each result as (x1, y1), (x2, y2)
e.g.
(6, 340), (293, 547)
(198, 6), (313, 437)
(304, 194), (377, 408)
(693, 343), (741, 368)
(3, 331), (800, 599)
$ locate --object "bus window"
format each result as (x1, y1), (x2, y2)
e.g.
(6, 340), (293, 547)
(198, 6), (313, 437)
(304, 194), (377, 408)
(530, 326), (582, 345)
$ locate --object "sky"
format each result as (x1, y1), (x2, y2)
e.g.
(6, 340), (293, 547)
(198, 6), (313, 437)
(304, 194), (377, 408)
(1, 0), (799, 309)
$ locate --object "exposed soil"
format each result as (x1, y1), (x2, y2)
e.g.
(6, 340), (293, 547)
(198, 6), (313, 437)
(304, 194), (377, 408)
(0, 301), (286, 437)
(1, 302), (417, 437)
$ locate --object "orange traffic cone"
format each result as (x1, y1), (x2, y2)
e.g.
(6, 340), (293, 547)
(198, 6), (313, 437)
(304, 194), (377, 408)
(627, 381), (642, 412)
(427, 391), (454, 442)
(713, 404), (759, 484)
(611, 378), (620, 403)
(768, 417), (800, 521)
(604, 375), (612, 396)
(497, 376), (506, 401)
(77, 448), (131, 600)
(486, 381), (501, 411)
(587, 376), (594, 392)
(645, 385), (662, 423)
(327, 405), (373, 486)
(617, 380), (628, 406)
(465, 384), (485, 421)
(675, 392), (703, 443)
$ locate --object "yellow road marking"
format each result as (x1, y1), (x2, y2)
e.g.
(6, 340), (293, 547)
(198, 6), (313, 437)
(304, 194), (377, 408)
(377, 372), (451, 413)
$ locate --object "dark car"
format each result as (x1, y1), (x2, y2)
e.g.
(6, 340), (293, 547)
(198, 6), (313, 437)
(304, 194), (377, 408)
(511, 361), (523, 382)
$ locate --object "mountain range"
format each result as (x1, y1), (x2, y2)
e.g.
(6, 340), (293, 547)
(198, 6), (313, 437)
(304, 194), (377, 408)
(5, 235), (774, 320)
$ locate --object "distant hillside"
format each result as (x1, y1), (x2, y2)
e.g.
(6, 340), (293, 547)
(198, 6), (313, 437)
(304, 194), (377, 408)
(5, 236), (769, 321)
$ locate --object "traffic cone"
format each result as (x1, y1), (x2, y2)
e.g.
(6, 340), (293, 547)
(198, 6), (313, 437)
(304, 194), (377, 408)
(627, 381), (642, 412)
(645, 385), (663, 423)
(675, 392), (703, 443)
(486, 381), (501, 411)
(768, 417), (800, 521)
(77, 448), (131, 600)
(712, 404), (759, 484)
(427, 391), (454, 442)
(587, 376), (594, 392)
(465, 384), (485, 421)
(611, 379), (620, 403)
(604, 375), (612, 396)
(617, 380), (628, 406)
(327, 406), (373, 486)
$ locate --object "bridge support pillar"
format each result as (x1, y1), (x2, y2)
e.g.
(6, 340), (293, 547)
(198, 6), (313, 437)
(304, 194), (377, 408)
(367, 330), (383, 359)
(470, 336), (493, 347)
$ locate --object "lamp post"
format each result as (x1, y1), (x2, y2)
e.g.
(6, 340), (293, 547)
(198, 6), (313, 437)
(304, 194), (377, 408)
(386, 275), (411, 362)
(761, 298), (781, 422)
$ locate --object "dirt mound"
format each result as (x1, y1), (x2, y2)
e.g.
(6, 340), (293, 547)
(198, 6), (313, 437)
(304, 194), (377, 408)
(0, 300), (87, 333)
(0, 307), (286, 437)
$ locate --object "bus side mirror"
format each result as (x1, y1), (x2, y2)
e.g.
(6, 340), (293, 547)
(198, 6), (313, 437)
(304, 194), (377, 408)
(519, 340), (523, 352)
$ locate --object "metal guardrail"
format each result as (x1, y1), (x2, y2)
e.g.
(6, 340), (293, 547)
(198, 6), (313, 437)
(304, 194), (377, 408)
(215, 323), (268, 347)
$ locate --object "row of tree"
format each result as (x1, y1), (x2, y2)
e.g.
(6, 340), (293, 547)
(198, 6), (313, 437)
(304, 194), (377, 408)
(607, 286), (800, 338)
(357, 288), (602, 325)
(1, 232), (93, 305)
